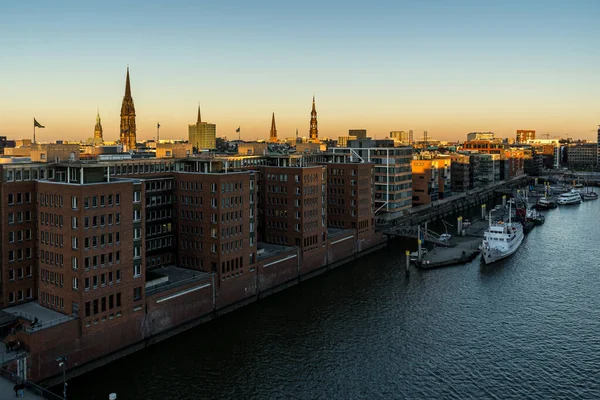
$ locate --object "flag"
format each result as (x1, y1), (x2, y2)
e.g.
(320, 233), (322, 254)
(34, 118), (45, 128)
(236, 126), (240, 133)
(157, 123), (161, 129)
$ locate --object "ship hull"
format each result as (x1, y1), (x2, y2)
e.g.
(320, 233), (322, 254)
(481, 229), (525, 265)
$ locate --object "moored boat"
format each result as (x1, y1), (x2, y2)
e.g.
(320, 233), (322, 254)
(480, 203), (525, 264)
(557, 190), (582, 205)
(536, 197), (557, 209)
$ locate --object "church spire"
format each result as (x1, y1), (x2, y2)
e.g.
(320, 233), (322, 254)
(120, 66), (137, 150)
(309, 95), (318, 142)
(197, 104), (202, 124)
(125, 66), (131, 98)
(269, 112), (278, 143)
(94, 108), (103, 141)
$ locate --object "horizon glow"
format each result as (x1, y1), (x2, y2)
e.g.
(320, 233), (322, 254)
(1, 0), (599, 143)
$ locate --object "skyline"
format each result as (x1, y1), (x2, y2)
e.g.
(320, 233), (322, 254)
(2, 1), (600, 142)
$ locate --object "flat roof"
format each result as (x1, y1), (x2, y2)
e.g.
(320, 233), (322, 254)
(145, 265), (212, 296)
(257, 242), (296, 260)
(4, 302), (76, 333)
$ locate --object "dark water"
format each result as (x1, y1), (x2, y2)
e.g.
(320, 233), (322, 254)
(64, 200), (600, 399)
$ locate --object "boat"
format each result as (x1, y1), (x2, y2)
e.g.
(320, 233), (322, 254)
(535, 197), (557, 209)
(409, 248), (427, 262)
(526, 209), (545, 225)
(581, 187), (598, 200)
(480, 202), (525, 264)
(556, 190), (582, 205)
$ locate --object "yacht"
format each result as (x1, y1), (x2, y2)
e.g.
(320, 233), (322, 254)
(536, 197), (557, 209)
(556, 191), (582, 205)
(581, 188), (598, 200)
(481, 203), (524, 264)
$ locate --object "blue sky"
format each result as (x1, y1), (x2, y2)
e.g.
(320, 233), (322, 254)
(1, 0), (599, 142)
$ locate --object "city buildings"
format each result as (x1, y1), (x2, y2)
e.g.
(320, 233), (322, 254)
(466, 132), (494, 141)
(0, 153), (385, 384)
(516, 130), (535, 143)
(450, 154), (472, 192)
(348, 130), (367, 140)
(411, 155), (451, 206)
(188, 106), (217, 150)
(566, 143), (597, 170)
(332, 139), (412, 215)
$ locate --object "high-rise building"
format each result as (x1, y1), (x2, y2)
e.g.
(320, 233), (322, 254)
(390, 131), (409, 143)
(119, 68), (137, 150)
(94, 110), (103, 142)
(466, 132), (494, 141)
(188, 106), (216, 150)
(516, 130), (535, 143)
(349, 129), (367, 140)
(309, 96), (318, 142)
(269, 112), (278, 143)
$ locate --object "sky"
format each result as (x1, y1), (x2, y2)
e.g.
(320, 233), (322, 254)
(1, 0), (600, 143)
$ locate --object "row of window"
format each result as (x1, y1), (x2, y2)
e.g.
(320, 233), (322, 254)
(146, 237), (174, 251)
(40, 292), (62, 309)
(39, 212), (63, 227)
(145, 179), (174, 192)
(75, 269), (122, 292)
(83, 233), (121, 249)
(7, 266), (32, 280)
(8, 288), (33, 304)
(38, 193), (63, 207)
(40, 269), (64, 287)
(7, 192), (32, 205)
(146, 208), (173, 222)
(8, 229), (32, 243)
(73, 213), (122, 229)
(5, 168), (49, 182)
(8, 211), (32, 224)
(40, 250), (64, 266)
(7, 248), (33, 262)
(80, 251), (122, 269)
(84, 293), (122, 317)
(40, 231), (64, 247)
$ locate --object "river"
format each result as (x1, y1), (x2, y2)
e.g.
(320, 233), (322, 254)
(61, 198), (600, 399)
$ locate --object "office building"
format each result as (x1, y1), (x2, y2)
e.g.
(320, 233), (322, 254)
(188, 106), (216, 150)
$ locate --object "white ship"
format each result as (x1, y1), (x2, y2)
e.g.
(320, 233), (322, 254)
(556, 190), (581, 205)
(480, 203), (524, 265)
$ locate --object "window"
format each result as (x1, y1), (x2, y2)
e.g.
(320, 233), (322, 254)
(116, 269), (121, 281)
(85, 277), (90, 291)
(116, 293), (122, 307)
(134, 264), (141, 277)
(26, 288), (32, 299)
(71, 196), (78, 209)
(133, 287), (142, 301)
(72, 237), (78, 249)
(8, 269), (14, 281)
(93, 299), (98, 314)
(17, 268), (23, 279)
(71, 257), (78, 270)
(72, 217), (78, 229)
(133, 191), (141, 203)
(85, 301), (91, 317)
(26, 266), (32, 277)
(8, 193), (14, 205)
(134, 246), (141, 259)
(9, 293), (14, 304)
(72, 277), (79, 290)
(17, 290), (23, 301)
(116, 193), (120, 205)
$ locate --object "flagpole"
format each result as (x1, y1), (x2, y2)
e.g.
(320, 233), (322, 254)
(156, 123), (160, 143)
(33, 117), (36, 144)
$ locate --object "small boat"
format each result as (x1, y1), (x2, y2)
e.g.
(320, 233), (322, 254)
(409, 248), (427, 262)
(536, 197), (557, 209)
(526, 209), (545, 225)
(522, 220), (535, 234)
(480, 204), (525, 264)
(557, 190), (582, 205)
(582, 188), (598, 200)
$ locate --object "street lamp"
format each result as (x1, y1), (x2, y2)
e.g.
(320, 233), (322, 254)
(56, 356), (67, 400)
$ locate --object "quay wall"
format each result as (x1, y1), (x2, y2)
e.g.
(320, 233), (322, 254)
(385, 177), (529, 227)
(34, 232), (387, 388)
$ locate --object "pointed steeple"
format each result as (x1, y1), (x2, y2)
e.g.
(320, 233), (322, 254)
(120, 66), (137, 150)
(94, 108), (103, 141)
(269, 112), (278, 143)
(125, 66), (131, 98)
(310, 95), (318, 142)
(197, 104), (202, 124)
